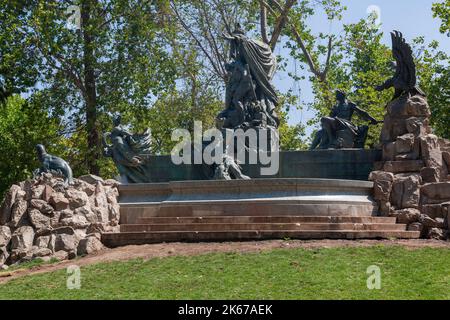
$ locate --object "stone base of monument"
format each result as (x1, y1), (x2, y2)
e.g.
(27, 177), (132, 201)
(101, 178), (420, 247)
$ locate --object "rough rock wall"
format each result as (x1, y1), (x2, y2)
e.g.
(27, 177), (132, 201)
(369, 94), (450, 240)
(0, 174), (120, 268)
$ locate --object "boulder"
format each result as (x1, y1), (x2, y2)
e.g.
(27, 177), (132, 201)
(9, 249), (33, 263)
(48, 234), (56, 252)
(31, 185), (45, 199)
(94, 182), (108, 208)
(31, 246), (52, 258)
(65, 189), (89, 209)
(427, 228), (445, 240)
(53, 250), (69, 261)
(419, 134), (443, 168)
(52, 226), (76, 236)
(419, 215), (444, 228)
(34, 235), (51, 249)
(10, 199), (28, 228)
(86, 223), (106, 234)
(373, 180), (392, 202)
(421, 182), (450, 202)
(54, 233), (78, 252)
(421, 204), (447, 219)
(42, 185), (54, 202)
(369, 171), (394, 182)
(0, 185), (22, 224)
(30, 199), (54, 216)
(49, 193), (70, 211)
(74, 206), (91, 217)
(78, 174), (104, 185)
(382, 142), (396, 161)
(50, 211), (62, 227)
(77, 236), (104, 255)
(0, 226), (11, 247)
(93, 206), (109, 223)
(442, 151), (450, 170)
(390, 174), (421, 209)
(379, 201), (392, 216)
(108, 204), (120, 222)
(0, 246), (10, 266)
(74, 180), (95, 196)
(383, 160), (424, 173)
(28, 209), (52, 232)
(74, 228), (87, 240)
(420, 167), (440, 184)
(406, 117), (427, 136)
(60, 214), (89, 229)
(106, 186), (119, 202)
(396, 134), (415, 154)
(104, 179), (120, 187)
(10, 226), (35, 251)
(60, 209), (74, 219)
(404, 95), (431, 117)
(390, 208), (420, 224)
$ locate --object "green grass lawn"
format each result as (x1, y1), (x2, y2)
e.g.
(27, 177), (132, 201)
(0, 245), (449, 300)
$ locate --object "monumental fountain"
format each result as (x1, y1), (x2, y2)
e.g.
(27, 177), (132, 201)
(1, 29), (449, 268)
(101, 28), (434, 247)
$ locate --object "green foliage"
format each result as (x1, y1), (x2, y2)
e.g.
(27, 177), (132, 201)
(0, 95), (61, 197)
(133, 88), (224, 155)
(277, 93), (308, 150)
(0, 0), (180, 175)
(413, 37), (450, 139)
(303, 16), (392, 148)
(294, 14), (449, 145)
(0, 246), (449, 299)
(0, 0), (448, 190)
(432, 0), (450, 36)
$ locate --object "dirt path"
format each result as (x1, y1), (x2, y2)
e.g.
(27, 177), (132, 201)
(1, 239), (449, 284)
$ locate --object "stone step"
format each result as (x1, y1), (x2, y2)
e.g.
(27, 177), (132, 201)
(102, 230), (421, 247)
(121, 203), (377, 223)
(120, 223), (406, 232)
(118, 178), (377, 224)
(136, 216), (396, 225)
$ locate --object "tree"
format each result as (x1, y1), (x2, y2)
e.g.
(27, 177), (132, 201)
(0, 95), (62, 197)
(306, 14), (450, 146)
(169, 0), (342, 150)
(413, 37), (450, 139)
(432, 0), (450, 36)
(304, 15), (392, 148)
(0, 0), (179, 175)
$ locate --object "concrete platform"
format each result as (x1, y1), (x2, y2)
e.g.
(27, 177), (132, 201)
(101, 178), (420, 246)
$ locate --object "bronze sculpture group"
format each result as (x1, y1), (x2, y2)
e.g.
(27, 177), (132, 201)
(34, 29), (423, 184)
(218, 24), (280, 130)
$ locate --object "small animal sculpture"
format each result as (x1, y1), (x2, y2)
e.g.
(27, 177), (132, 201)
(35, 144), (73, 185)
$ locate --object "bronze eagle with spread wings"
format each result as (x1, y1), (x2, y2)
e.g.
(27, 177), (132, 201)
(376, 30), (425, 99)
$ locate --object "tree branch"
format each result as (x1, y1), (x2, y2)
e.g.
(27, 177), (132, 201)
(170, 1), (226, 80)
(198, 1), (227, 75)
(263, 0), (333, 82)
(269, 0), (296, 50)
(260, 1), (269, 44)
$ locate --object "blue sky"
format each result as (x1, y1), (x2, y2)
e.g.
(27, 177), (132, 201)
(272, 0), (449, 135)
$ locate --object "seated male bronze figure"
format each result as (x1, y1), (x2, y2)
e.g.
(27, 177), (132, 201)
(310, 90), (380, 150)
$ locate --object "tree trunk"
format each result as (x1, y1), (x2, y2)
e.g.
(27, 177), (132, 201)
(81, 0), (100, 175)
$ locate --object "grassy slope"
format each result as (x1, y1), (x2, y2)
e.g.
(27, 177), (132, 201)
(0, 245), (449, 300)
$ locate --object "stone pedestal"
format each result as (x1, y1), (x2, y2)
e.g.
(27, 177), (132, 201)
(370, 94), (450, 240)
